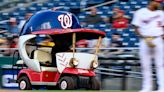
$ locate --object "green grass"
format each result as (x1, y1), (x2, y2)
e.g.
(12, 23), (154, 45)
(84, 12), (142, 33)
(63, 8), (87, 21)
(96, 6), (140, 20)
(22, 90), (137, 92)
(0, 90), (138, 92)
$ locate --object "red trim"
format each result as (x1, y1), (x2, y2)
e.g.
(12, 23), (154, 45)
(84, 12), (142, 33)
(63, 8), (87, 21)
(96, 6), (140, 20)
(31, 28), (105, 36)
(17, 68), (95, 84)
(17, 69), (35, 81)
(18, 69), (61, 83)
(62, 68), (95, 76)
(41, 71), (60, 82)
(54, 73), (61, 82)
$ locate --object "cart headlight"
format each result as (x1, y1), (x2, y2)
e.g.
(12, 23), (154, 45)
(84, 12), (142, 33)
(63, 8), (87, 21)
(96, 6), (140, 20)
(91, 60), (98, 69)
(69, 58), (79, 67)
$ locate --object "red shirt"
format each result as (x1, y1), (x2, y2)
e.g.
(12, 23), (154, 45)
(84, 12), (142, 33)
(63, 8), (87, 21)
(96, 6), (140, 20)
(76, 40), (88, 48)
(10, 43), (17, 48)
(112, 17), (129, 29)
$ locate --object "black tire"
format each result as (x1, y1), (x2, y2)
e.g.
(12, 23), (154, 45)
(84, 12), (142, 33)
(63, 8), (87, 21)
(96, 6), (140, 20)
(89, 77), (100, 90)
(59, 76), (76, 90)
(17, 76), (32, 90)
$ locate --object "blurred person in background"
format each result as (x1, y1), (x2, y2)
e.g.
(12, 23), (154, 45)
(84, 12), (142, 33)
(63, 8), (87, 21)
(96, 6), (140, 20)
(109, 7), (122, 23)
(84, 7), (103, 25)
(111, 7), (129, 29)
(87, 37), (110, 48)
(109, 33), (124, 55)
(9, 35), (19, 48)
(76, 39), (88, 48)
(132, 0), (164, 92)
(94, 33), (123, 58)
(0, 38), (8, 49)
(101, 37), (110, 48)
(0, 38), (10, 56)
(8, 17), (19, 35)
(86, 37), (110, 55)
(110, 33), (123, 47)
(97, 33), (124, 57)
(97, 37), (111, 57)
(9, 35), (19, 56)
(18, 13), (33, 31)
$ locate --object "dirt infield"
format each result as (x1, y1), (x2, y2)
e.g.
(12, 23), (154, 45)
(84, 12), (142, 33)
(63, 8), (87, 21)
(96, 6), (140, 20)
(0, 90), (20, 92)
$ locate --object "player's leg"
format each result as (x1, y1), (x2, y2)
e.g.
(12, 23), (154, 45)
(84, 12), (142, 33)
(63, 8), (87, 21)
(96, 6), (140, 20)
(139, 39), (153, 92)
(154, 37), (164, 92)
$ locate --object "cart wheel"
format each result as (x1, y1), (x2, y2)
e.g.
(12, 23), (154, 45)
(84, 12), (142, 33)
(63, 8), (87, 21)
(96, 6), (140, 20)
(59, 76), (76, 90)
(18, 76), (32, 90)
(89, 77), (100, 90)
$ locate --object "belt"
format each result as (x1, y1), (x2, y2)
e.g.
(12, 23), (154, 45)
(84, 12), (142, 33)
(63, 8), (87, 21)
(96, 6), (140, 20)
(142, 35), (162, 39)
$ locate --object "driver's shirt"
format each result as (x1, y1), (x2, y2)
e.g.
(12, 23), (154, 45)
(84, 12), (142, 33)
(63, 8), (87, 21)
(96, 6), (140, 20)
(132, 8), (164, 36)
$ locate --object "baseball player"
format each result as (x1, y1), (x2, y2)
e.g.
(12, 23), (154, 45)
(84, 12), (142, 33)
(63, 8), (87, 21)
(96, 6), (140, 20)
(132, 0), (164, 92)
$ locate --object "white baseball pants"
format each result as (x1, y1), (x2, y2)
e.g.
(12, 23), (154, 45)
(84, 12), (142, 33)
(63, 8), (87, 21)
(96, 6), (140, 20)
(139, 37), (164, 90)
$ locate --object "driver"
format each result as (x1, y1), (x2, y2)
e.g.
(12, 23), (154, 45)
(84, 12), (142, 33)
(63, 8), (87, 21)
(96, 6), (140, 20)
(51, 35), (72, 67)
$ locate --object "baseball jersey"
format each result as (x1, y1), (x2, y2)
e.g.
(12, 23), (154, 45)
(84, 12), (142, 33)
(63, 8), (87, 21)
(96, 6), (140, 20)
(132, 8), (164, 36)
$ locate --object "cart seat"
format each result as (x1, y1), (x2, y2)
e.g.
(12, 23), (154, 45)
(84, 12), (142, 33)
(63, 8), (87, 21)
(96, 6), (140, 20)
(16, 60), (24, 64)
(41, 66), (58, 72)
(33, 50), (58, 72)
(33, 50), (52, 64)
(38, 48), (52, 53)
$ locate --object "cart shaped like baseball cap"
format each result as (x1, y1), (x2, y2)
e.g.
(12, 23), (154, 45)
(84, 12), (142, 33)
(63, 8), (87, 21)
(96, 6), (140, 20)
(17, 10), (105, 90)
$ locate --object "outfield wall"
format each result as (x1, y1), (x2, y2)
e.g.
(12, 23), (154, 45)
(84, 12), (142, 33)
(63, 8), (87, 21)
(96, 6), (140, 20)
(0, 57), (18, 89)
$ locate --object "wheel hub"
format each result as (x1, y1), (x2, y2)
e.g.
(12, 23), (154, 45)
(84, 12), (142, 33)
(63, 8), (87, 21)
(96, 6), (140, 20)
(61, 80), (67, 90)
(20, 80), (26, 89)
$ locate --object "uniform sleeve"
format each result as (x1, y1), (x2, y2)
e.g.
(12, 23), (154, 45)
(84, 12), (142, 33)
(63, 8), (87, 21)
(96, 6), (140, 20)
(161, 12), (164, 26)
(131, 11), (141, 27)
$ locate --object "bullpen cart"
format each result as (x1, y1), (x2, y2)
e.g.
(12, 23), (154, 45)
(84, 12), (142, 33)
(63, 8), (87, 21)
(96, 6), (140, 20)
(16, 10), (106, 90)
